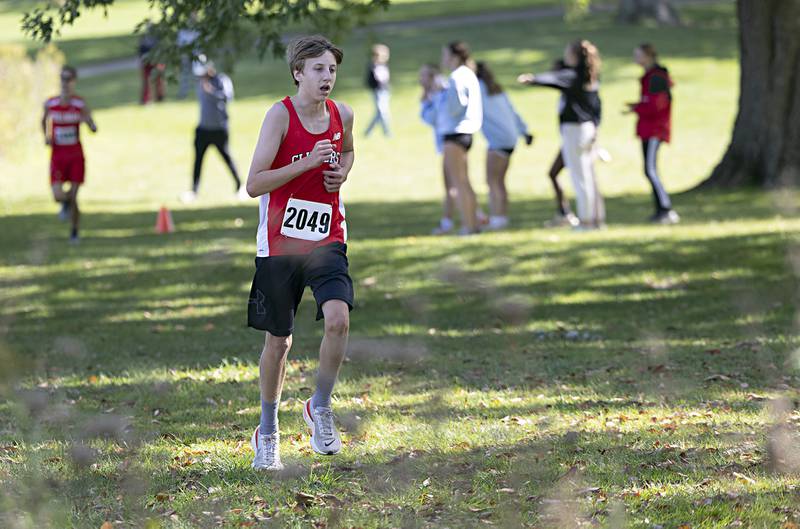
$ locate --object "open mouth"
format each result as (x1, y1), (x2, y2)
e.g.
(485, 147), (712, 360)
(320, 84), (331, 94)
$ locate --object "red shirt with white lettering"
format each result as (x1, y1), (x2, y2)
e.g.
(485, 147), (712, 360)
(45, 95), (85, 156)
(256, 97), (346, 257)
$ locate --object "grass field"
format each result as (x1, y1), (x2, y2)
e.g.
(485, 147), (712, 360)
(3, 1), (800, 528)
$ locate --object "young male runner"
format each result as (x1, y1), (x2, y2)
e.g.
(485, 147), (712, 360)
(42, 66), (98, 243)
(245, 35), (355, 471)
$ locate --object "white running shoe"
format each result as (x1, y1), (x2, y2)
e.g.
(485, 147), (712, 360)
(179, 190), (197, 204)
(250, 426), (284, 471)
(431, 218), (454, 235)
(302, 399), (341, 455)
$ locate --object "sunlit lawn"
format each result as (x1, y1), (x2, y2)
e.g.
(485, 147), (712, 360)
(2, 2), (800, 528)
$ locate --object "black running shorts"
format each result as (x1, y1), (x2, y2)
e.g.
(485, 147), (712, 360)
(443, 133), (473, 151)
(247, 242), (354, 336)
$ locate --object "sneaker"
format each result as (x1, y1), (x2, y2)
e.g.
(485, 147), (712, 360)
(431, 218), (454, 236)
(69, 234), (80, 245)
(485, 216), (509, 231)
(236, 185), (250, 201)
(58, 202), (70, 221)
(544, 213), (579, 228)
(179, 190), (197, 204)
(650, 210), (680, 225)
(250, 426), (284, 471)
(302, 399), (341, 455)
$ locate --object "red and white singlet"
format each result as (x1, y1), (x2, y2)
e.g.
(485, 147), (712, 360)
(256, 97), (347, 257)
(46, 95), (85, 155)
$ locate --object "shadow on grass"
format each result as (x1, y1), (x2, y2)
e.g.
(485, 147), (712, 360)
(0, 189), (795, 398)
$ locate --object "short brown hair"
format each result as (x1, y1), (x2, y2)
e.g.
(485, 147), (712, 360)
(286, 35), (344, 86)
(61, 65), (77, 80)
(638, 42), (658, 60)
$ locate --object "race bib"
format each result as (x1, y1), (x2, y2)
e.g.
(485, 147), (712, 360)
(54, 126), (78, 146)
(280, 198), (332, 241)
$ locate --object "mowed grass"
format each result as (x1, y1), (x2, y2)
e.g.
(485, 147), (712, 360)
(2, 2), (800, 528)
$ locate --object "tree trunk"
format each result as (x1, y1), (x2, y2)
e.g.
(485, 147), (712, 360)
(700, 0), (800, 188)
(616, 0), (681, 25)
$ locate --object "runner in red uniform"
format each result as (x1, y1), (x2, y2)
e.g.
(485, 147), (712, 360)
(42, 66), (97, 242)
(245, 35), (355, 471)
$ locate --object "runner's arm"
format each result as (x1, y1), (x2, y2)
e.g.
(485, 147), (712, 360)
(42, 103), (51, 145)
(339, 102), (354, 174)
(323, 102), (354, 193)
(81, 104), (98, 133)
(247, 103), (330, 197)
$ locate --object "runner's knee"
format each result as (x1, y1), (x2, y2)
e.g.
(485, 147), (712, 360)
(323, 305), (349, 337)
(263, 334), (291, 361)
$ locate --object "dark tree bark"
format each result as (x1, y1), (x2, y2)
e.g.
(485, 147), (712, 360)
(616, 0), (681, 25)
(700, 0), (800, 188)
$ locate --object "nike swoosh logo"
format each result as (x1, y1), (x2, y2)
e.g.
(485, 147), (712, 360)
(324, 440), (336, 447)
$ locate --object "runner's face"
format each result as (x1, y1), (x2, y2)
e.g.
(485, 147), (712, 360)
(296, 51), (337, 101)
(60, 73), (76, 93)
(634, 48), (649, 68)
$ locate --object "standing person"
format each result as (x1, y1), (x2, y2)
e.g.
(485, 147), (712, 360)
(626, 43), (679, 224)
(364, 43), (391, 137)
(441, 41), (483, 235)
(138, 25), (165, 104)
(419, 63), (457, 235)
(542, 59), (579, 228)
(181, 61), (245, 203)
(518, 40), (605, 230)
(42, 66), (98, 243)
(245, 35), (355, 471)
(475, 61), (533, 231)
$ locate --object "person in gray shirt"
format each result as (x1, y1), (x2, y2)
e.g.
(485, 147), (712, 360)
(181, 61), (245, 203)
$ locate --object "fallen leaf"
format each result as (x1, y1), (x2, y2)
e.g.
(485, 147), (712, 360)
(100, 523), (113, 529)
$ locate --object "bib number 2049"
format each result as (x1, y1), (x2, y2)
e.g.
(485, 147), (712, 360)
(280, 198), (332, 242)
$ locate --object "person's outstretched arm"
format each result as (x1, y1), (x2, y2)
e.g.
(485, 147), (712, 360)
(246, 103), (334, 197)
(517, 68), (576, 90)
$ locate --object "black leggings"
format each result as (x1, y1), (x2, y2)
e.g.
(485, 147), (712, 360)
(193, 127), (240, 192)
(641, 138), (672, 213)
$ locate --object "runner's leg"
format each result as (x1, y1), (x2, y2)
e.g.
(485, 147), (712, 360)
(259, 332), (292, 434)
(311, 300), (349, 409)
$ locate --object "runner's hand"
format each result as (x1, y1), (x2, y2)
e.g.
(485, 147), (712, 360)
(306, 140), (334, 169)
(322, 162), (347, 193)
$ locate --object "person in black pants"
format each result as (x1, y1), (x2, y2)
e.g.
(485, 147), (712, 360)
(181, 61), (245, 203)
(625, 43), (679, 224)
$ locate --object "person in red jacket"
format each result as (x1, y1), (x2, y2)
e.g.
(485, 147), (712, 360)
(626, 43), (679, 224)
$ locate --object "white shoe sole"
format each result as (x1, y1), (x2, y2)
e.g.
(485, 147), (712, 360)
(303, 399), (340, 455)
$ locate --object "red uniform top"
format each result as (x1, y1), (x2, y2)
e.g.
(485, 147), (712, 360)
(256, 96), (346, 257)
(633, 66), (672, 142)
(45, 95), (85, 156)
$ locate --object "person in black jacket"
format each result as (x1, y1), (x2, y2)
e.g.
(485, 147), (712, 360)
(364, 43), (391, 137)
(518, 40), (605, 229)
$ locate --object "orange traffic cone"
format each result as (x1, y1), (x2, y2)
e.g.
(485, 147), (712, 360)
(155, 206), (175, 234)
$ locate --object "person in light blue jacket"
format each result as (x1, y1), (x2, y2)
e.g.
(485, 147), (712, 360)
(419, 64), (458, 234)
(476, 62), (533, 230)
